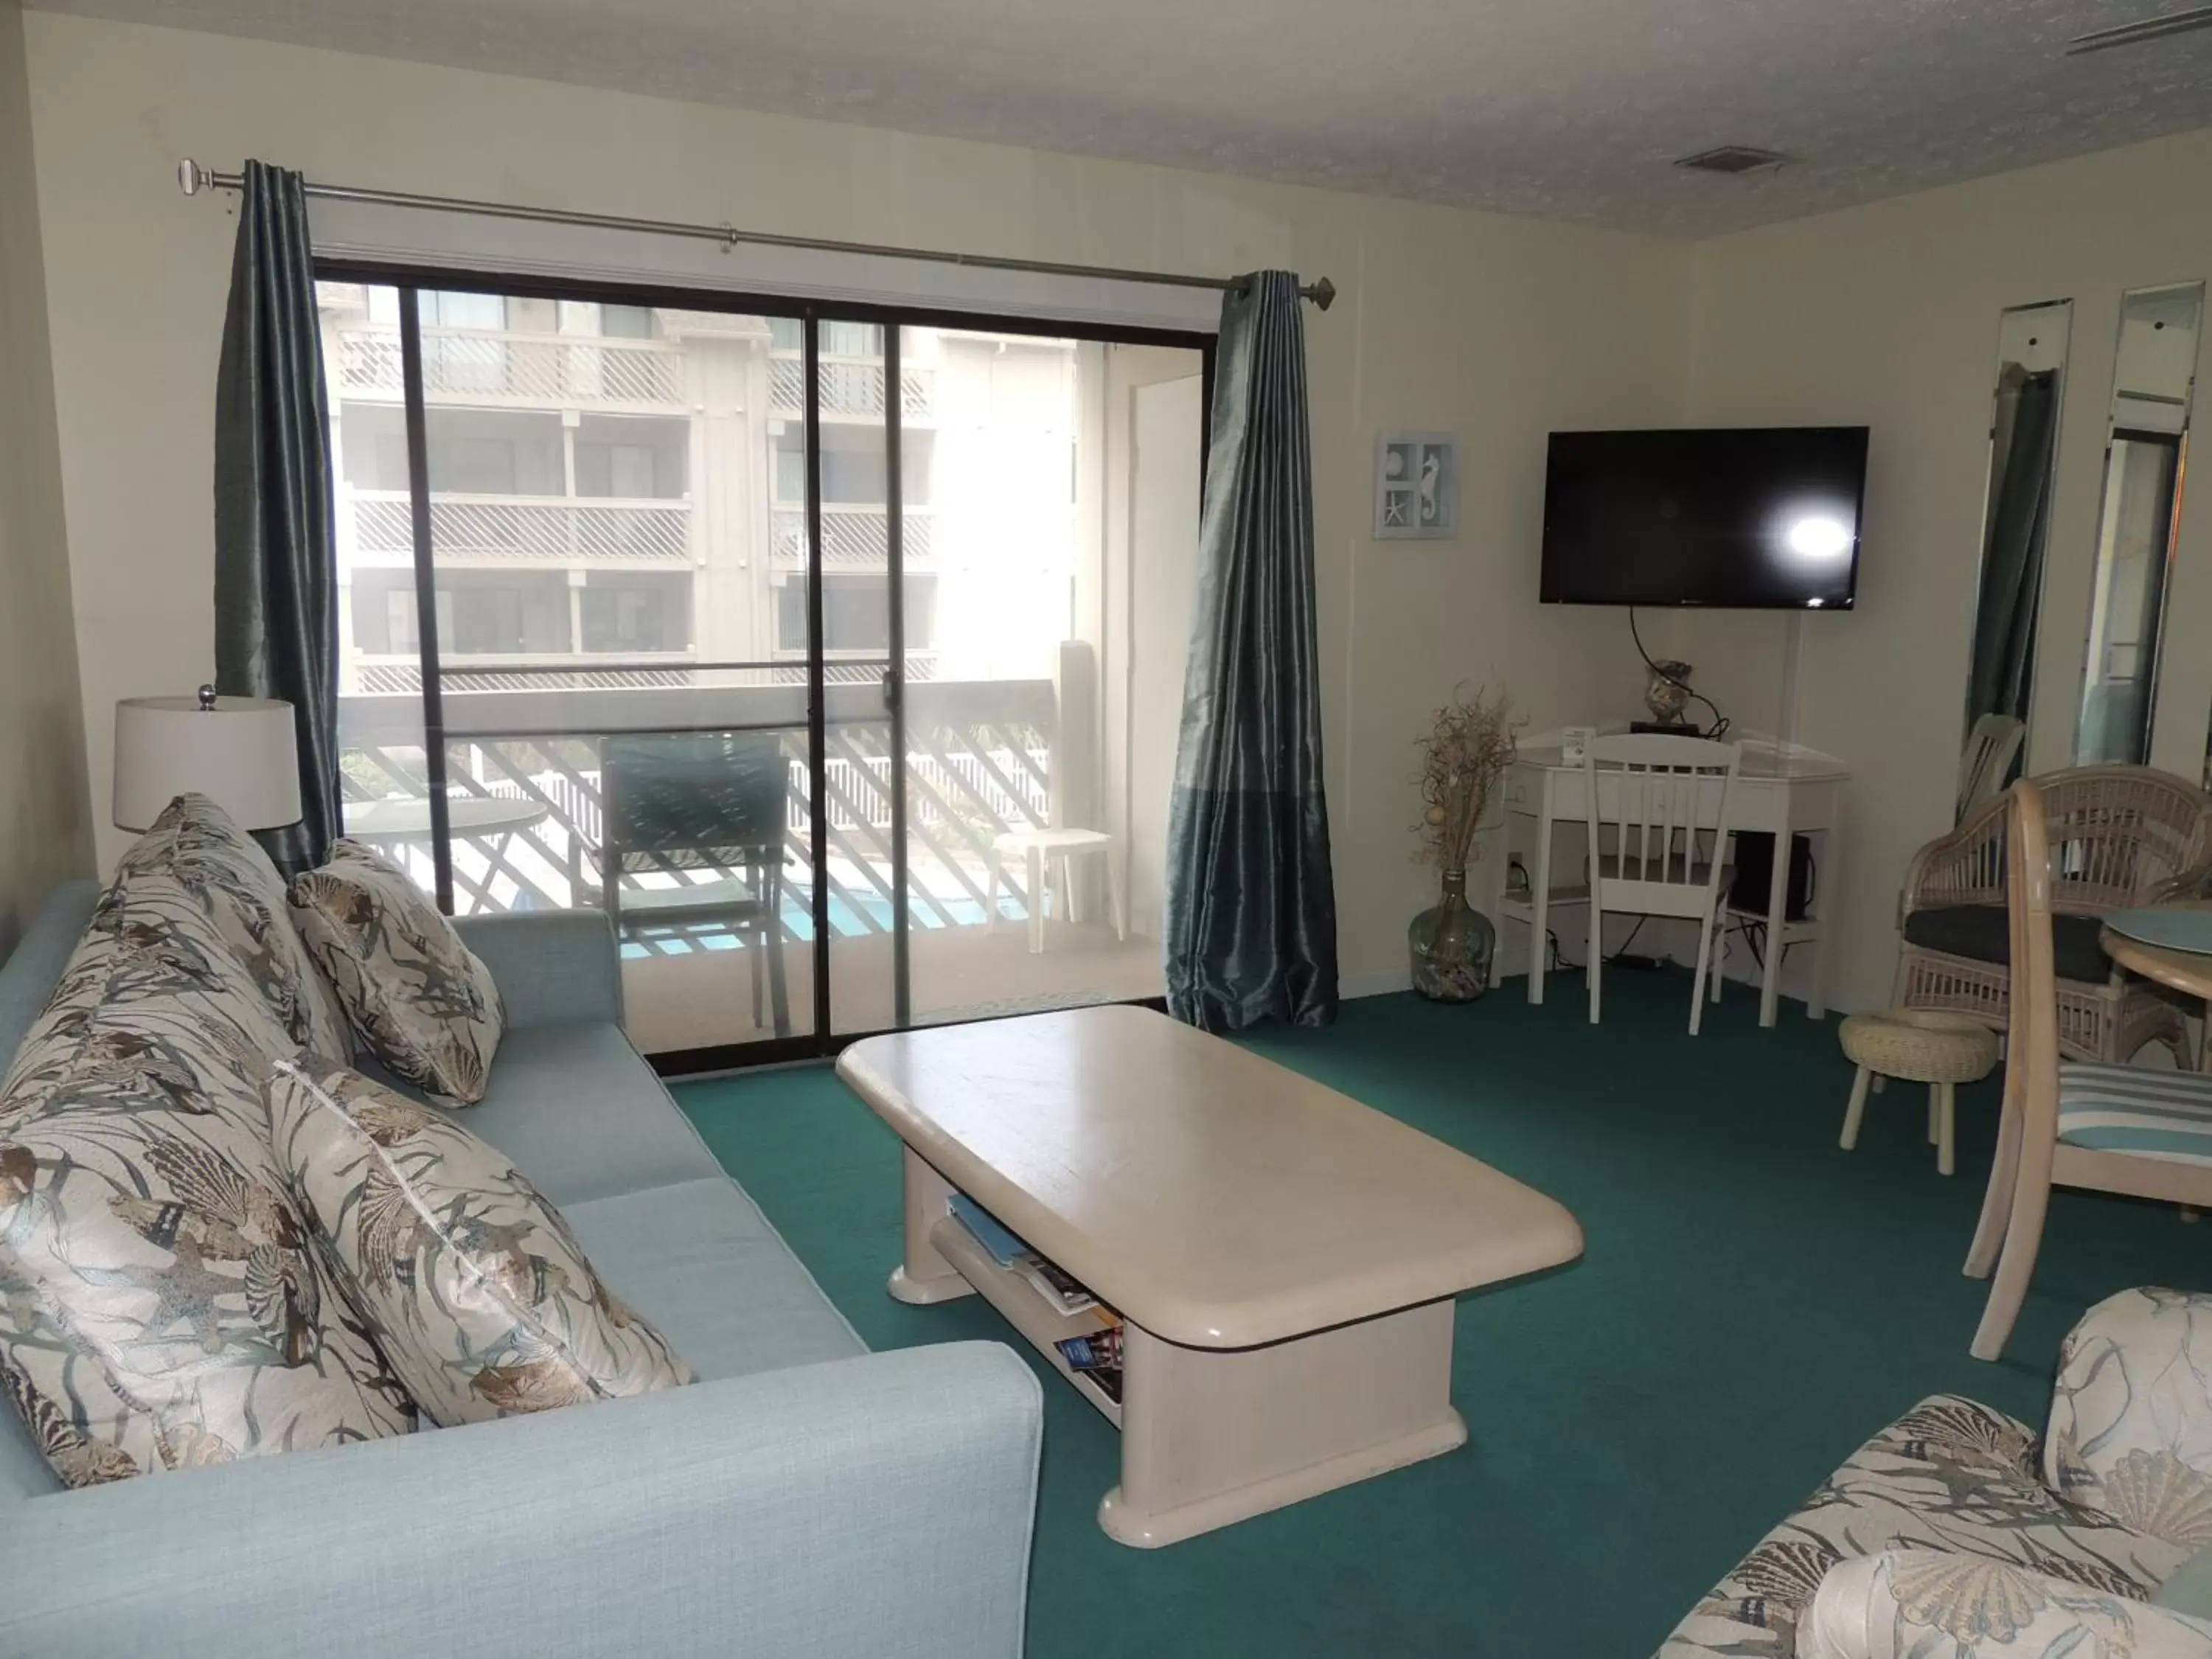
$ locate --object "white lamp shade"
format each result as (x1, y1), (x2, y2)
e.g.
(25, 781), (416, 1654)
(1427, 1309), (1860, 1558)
(113, 694), (303, 832)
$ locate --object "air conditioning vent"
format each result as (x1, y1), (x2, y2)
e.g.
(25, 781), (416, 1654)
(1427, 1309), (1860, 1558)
(1674, 145), (1790, 175)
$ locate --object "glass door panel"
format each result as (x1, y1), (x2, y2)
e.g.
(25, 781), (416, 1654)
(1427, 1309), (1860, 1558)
(324, 277), (820, 1057)
(895, 327), (1202, 1025)
(813, 316), (904, 1034)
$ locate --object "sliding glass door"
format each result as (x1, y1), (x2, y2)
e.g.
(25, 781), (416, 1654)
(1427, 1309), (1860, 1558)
(319, 268), (1206, 1066)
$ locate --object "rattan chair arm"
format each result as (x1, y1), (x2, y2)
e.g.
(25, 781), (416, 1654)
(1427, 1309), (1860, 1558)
(1901, 793), (2008, 918)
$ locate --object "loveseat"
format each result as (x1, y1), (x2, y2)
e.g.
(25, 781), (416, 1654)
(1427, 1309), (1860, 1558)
(1661, 1288), (2212, 1657)
(0, 867), (1042, 1657)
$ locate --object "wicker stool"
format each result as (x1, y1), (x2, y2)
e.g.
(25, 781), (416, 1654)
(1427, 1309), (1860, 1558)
(1838, 1009), (2000, 1177)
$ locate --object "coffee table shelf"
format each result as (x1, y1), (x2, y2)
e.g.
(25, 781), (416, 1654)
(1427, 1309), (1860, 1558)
(927, 1216), (1123, 1427)
(841, 1006), (1583, 1546)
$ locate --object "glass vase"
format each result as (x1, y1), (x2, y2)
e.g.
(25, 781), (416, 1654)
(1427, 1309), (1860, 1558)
(1408, 869), (1495, 1003)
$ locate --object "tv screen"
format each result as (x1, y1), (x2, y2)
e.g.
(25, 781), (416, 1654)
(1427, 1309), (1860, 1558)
(1540, 426), (1868, 609)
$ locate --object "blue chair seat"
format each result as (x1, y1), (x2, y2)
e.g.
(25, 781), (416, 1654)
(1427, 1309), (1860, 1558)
(2058, 1062), (2212, 1167)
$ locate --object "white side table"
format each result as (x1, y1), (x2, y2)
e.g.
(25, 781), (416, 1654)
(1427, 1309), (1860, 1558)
(989, 828), (1126, 954)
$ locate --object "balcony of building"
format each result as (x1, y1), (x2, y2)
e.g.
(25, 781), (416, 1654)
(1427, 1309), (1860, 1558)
(768, 354), (935, 423)
(768, 504), (933, 570)
(344, 490), (695, 568)
(335, 655), (1154, 1054)
(334, 324), (689, 411)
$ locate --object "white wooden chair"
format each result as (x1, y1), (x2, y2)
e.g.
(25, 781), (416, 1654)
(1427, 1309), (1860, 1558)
(1956, 712), (2025, 820)
(1581, 734), (1742, 1034)
(1966, 777), (2212, 1360)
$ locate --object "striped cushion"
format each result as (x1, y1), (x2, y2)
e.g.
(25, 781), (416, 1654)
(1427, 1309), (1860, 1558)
(2058, 1062), (2212, 1166)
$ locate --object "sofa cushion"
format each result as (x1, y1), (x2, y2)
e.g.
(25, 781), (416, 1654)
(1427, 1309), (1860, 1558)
(0, 871), (417, 1489)
(439, 1023), (724, 1207)
(289, 841), (505, 1106)
(124, 795), (351, 1070)
(1902, 902), (2114, 985)
(559, 1178), (865, 1382)
(268, 1065), (693, 1425)
(1659, 1395), (2190, 1658)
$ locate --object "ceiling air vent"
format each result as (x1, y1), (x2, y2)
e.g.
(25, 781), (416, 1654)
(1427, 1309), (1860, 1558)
(1674, 145), (1789, 175)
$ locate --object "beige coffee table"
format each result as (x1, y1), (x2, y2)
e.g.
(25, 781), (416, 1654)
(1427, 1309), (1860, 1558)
(836, 1004), (1583, 1547)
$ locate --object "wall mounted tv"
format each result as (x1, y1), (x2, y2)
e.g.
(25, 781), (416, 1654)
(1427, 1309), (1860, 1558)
(1540, 426), (1869, 609)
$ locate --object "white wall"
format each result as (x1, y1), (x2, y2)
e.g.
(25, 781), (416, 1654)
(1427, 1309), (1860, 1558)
(20, 10), (1696, 992)
(1680, 126), (2212, 1015)
(0, 0), (91, 950)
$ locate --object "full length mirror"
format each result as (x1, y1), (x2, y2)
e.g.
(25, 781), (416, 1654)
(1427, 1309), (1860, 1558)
(1960, 299), (2073, 817)
(2074, 281), (2203, 766)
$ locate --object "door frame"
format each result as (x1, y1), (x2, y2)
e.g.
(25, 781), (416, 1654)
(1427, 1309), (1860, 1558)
(317, 257), (1214, 1074)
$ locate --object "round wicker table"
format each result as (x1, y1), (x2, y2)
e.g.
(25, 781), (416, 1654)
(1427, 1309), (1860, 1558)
(1837, 1008), (2000, 1177)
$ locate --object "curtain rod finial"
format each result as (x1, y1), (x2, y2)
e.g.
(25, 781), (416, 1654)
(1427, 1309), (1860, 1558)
(178, 159), (206, 196)
(1308, 276), (1336, 311)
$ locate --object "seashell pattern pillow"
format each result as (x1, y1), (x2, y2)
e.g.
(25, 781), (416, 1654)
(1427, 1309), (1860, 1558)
(0, 868), (418, 1489)
(287, 841), (504, 1107)
(115, 793), (350, 1070)
(267, 1064), (693, 1427)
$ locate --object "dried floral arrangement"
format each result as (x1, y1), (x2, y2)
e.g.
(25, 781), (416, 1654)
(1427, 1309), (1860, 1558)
(1413, 685), (1523, 871)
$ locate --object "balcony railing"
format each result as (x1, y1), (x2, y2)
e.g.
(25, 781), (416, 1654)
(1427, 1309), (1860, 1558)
(347, 490), (693, 566)
(336, 674), (1057, 940)
(768, 355), (933, 420)
(336, 326), (686, 408)
(769, 506), (933, 568)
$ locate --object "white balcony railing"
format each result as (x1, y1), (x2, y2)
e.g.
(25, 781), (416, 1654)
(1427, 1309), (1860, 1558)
(336, 673), (1055, 932)
(336, 326), (686, 408)
(769, 506), (934, 568)
(768, 355), (933, 420)
(348, 491), (692, 566)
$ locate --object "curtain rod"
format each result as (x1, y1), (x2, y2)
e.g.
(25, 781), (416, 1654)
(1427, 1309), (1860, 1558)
(176, 159), (1336, 311)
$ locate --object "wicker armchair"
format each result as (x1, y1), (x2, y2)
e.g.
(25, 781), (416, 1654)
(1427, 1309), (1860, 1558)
(1895, 764), (2212, 1062)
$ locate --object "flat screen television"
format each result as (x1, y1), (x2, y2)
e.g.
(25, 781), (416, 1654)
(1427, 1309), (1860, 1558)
(1540, 426), (1869, 609)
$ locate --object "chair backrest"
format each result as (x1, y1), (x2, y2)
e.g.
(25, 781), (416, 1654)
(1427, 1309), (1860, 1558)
(599, 731), (788, 879)
(1957, 713), (2025, 818)
(2037, 765), (2212, 915)
(2003, 777), (2065, 1152)
(1582, 734), (1742, 918)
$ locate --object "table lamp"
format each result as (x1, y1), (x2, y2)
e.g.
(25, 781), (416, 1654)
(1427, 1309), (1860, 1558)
(113, 686), (302, 831)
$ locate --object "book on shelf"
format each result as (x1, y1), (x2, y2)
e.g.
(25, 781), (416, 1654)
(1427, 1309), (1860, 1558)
(1013, 1253), (1098, 1315)
(947, 1193), (1026, 1267)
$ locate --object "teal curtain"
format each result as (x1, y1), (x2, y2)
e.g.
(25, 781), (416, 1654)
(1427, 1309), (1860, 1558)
(214, 159), (341, 874)
(1163, 271), (1338, 1032)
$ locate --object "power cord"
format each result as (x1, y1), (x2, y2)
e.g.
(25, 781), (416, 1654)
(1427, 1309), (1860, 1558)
(1630, 608), (1731, 740)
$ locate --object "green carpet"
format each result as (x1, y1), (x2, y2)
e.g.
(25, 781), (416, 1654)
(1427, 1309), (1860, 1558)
(673, 973), (2212, 1657)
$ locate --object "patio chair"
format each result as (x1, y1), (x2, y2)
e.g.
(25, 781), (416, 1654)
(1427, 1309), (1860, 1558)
(1895, 762), (2212, 1064)
(599, 731), (792, 1039)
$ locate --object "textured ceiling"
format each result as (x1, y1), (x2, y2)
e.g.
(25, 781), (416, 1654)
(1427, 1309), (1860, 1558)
(35, 0), (2212, 235)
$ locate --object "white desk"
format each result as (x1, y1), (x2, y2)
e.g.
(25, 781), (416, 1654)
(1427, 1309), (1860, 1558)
(1492, 740), (1848, 1027)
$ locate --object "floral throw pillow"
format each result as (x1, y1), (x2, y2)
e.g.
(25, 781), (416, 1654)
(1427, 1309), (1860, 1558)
(120, 793), (352, 1071)
(267, 1064), (693, 1426)
(0, 871), (418, 1488)
(288, 841), (504, 1107)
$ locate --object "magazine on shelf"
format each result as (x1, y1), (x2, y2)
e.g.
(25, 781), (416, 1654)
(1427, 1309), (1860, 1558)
(1014, 1253), (1098, 1315)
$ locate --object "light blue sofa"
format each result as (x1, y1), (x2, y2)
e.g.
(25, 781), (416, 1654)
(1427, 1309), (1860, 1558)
(0, 882), (1043, 1658)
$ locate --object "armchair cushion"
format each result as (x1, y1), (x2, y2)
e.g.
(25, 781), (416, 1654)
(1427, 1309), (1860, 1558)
(1902, 902), (2114, 984)
(1659, 1396), (2186, 1657)
(1801, 1551), (2212, 1659)
(2048, 1288), (2212, 1544)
